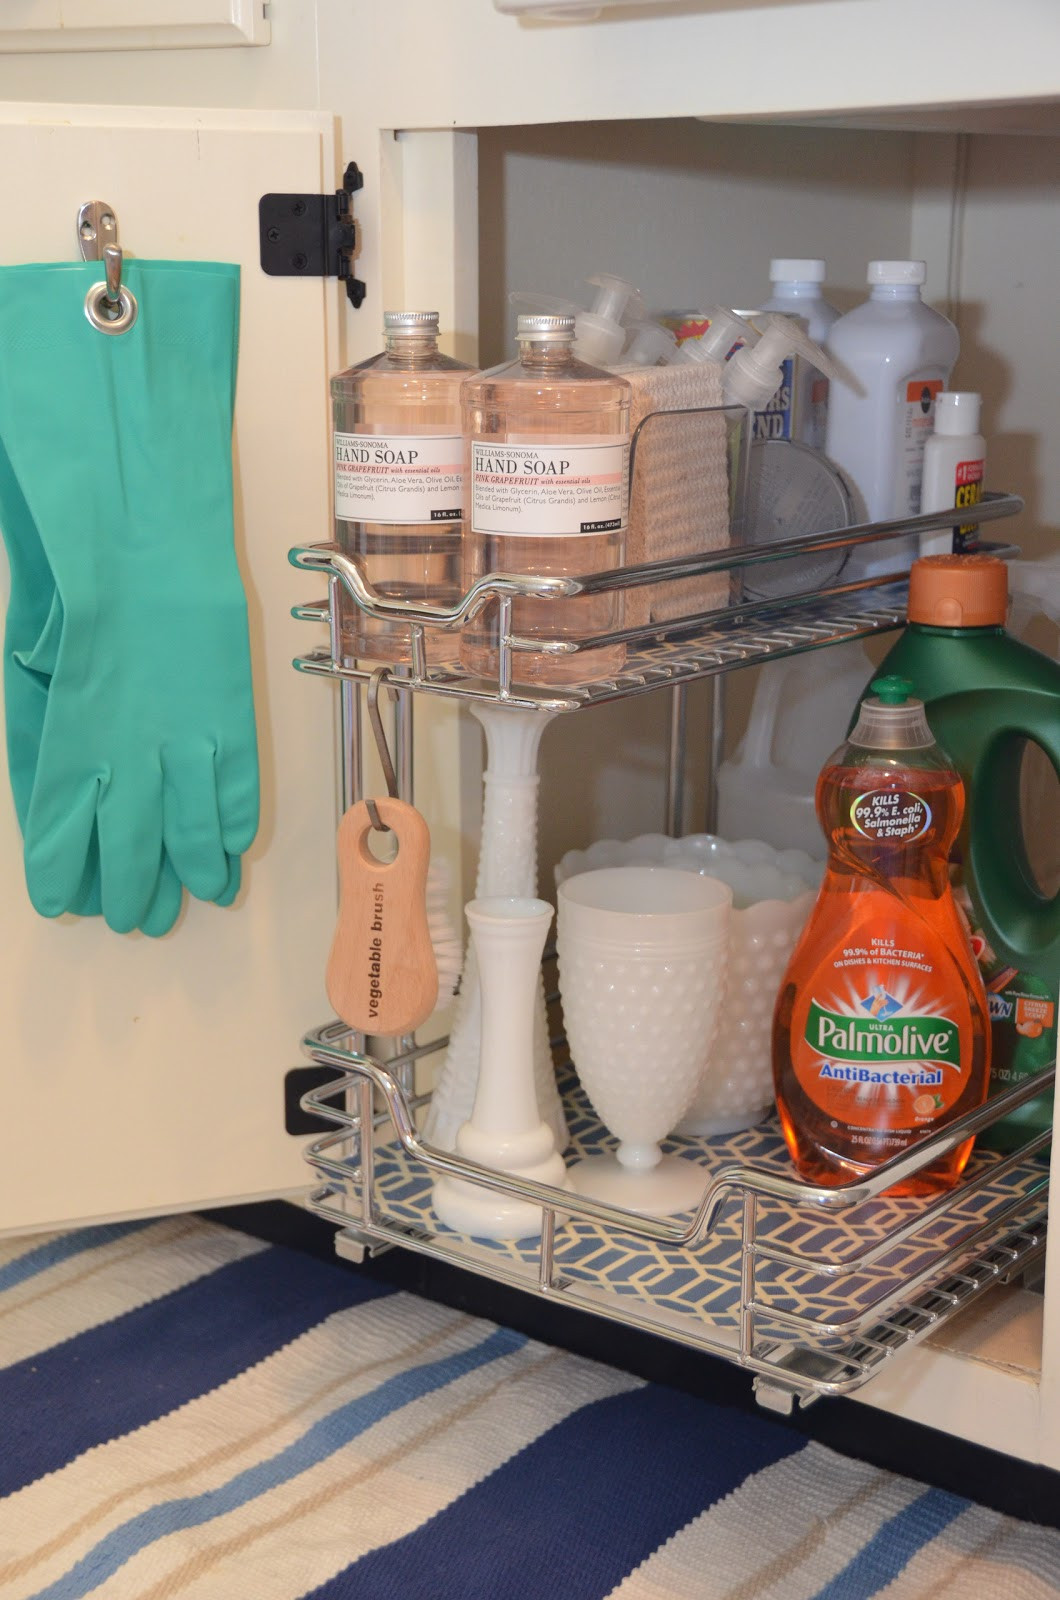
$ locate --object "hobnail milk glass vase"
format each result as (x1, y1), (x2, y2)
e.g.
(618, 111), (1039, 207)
(423, 703), (567, 1153)
(556, 835), (820, 1136)
(432, 897), (568, 1241)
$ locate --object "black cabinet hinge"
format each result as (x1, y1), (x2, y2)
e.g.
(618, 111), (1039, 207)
(259, 160), (366, 308)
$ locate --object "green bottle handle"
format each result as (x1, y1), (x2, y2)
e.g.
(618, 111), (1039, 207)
(970, 725), (1060, 965)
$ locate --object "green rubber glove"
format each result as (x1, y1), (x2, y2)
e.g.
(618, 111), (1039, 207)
(0, 389), (240, 936)
(0, 260), (258, 934)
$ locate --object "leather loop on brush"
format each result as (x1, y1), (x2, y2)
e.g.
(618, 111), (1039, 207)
(326, 796), (439, 1034)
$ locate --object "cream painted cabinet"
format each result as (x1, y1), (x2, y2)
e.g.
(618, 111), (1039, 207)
(0, 0), (1055, 1470)
(0, 104), (341, 1232)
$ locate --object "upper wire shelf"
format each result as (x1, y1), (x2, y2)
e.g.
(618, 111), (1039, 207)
(289, 491), (1024, 710)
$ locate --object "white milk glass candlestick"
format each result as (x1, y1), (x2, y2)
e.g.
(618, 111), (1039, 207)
(424, 702), (567, 1152)
(433, 898), (568, 1241)
(557, 867), (731, 1216)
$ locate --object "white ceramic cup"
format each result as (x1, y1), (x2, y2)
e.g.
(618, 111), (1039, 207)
(557, 866), (731, 1215)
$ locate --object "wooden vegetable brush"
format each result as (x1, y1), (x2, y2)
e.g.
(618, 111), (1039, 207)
(326, 795), (440, 1035)
(325, 670), (461, 1036)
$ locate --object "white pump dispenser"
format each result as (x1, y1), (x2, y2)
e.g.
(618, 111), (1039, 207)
(622, 320), (679, 366)
(674, 306), (758, 366)
(723, 313), (843, 413)
(574, 272), (642, 365)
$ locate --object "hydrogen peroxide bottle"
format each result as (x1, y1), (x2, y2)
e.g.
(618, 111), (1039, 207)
(773, 676), (990, 1194)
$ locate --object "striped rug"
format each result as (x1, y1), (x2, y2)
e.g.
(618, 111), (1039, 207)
(0, 1216), (1056, 1599)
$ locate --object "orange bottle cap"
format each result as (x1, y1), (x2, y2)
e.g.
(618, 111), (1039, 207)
(907, 554), (1009, 628)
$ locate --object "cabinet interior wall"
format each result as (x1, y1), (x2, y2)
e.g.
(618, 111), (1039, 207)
(475, 117), (1060, 887)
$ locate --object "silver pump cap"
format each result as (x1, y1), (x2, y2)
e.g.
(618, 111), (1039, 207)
(517, 312), (576, 341)
(849, 676), (935, 751)
(383, 310), (439, 334)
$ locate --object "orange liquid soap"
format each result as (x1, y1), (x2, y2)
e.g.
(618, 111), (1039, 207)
(773, 675), (990, 1195)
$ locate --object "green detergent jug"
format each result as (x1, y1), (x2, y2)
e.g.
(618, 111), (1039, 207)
(873, 553), (1059, 1150)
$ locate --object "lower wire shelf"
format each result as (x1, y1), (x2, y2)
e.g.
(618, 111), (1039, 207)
(299, 1023), (1053, 1412)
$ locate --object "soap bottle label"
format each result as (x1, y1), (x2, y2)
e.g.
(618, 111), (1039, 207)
(334, 432), (464, 524)
(790, 958), (970, 1141)
(753, 356), (794, 441)
(808, 374), (830, 452)
(470, 440), (629, 537)
(898, 377), (944, 515)
(959, 888), (1057, 1090)
(953, 457), (985, 553)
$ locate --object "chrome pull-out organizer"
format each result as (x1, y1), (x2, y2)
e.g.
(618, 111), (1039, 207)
(291, 473), (1051, 1411)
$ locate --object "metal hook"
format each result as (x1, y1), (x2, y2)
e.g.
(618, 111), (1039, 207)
(365, 666), (399, 832)
(77, 201), (118, 262)
(78, 201), (138, 335)
(103, 244), (123, 306)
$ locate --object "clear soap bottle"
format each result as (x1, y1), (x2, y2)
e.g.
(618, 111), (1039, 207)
(330, 311), (475, 666)
(460, 313), (631, 686)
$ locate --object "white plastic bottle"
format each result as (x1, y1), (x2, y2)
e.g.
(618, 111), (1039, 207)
(758, 259), (839, 450)
(920, 392), (986, 557)
(825, 261), (959, 579)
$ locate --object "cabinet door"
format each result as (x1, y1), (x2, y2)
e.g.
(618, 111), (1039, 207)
(0, 103), (339, 1233)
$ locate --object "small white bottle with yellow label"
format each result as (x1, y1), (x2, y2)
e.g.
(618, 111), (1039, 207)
(919, 392), (986, 557)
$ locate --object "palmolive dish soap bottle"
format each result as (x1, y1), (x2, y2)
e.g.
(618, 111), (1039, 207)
(773, 675), (990, 1194)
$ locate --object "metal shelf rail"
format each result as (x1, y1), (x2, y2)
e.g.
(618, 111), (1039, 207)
(289, 491), (1023, 709)
(298, 1025), (1052, 1412)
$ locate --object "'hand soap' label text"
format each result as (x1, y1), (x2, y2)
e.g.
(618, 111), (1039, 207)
(334, 432), (463, 525)
(470, 439), (629, 537)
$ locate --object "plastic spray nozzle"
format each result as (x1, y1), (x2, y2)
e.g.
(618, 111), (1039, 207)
(674, 306), (759, 366)
(622, 320), (679, 366)
(722, 312), (847, 410)
(575, 272), (642, 365)
(871, 675), (914, 705)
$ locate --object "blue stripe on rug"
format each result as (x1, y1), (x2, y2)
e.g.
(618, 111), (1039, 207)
(0, 1220), (153, 1293)
(300, 1382), (806, 1600)
(28, 1325), (523, 1600)
(808, 1486), (970, 1599)
(0, 1242), (395, 1498)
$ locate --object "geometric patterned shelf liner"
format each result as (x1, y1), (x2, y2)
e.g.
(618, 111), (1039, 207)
(334, 1063), (1049, 1353)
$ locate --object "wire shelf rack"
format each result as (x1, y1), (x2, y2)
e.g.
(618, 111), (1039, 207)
(291, 471), (1046, 1409)
(299, 1024), (1052, 1411)
(289, 491), (1023, 710)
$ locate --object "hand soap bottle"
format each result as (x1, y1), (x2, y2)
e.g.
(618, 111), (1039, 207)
(773, 675), (990, 1194)
(460, 313), (631, 686)
(330, 311), (475, 666)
